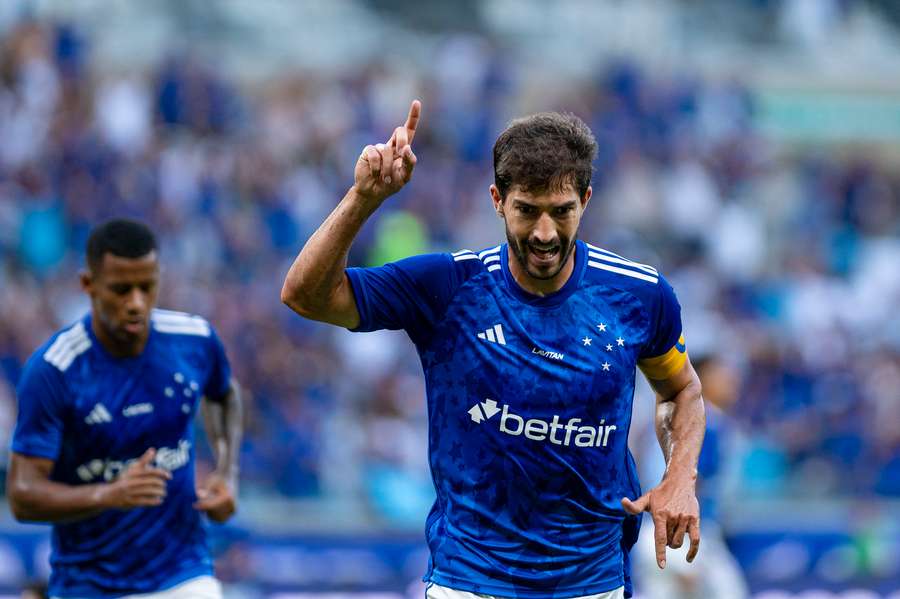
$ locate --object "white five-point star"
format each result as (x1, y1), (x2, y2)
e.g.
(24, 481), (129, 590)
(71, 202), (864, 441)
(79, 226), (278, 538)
(582, 336), (592, 346)
(602, 362), (611, 371)
(606, 344), (613, 351)
(616, 337), (625, 347)
(597, 323), (607, 332)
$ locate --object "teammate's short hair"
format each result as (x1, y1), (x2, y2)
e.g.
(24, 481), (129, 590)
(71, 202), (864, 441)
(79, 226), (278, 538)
(493, 112), (597, 201)
(86, 218), (158, 272)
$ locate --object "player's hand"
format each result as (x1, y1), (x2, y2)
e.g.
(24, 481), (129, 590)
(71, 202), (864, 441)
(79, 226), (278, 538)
(622, 478), (700, 569)
(193, 471), (237, 523)
(353, 99), (420, 205)
(103, 448), (172, 509)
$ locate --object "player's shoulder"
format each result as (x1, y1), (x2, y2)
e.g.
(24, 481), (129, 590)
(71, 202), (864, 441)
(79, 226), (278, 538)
(447, 244), (503, 281)
(151, 308), (213, 338)
(38, 318), (93, 374)
(581, 241), (664, 290)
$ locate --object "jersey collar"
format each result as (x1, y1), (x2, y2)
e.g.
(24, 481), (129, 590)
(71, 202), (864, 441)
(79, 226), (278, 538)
(83, 313), (155, 366)
(499, 239), (587, 308)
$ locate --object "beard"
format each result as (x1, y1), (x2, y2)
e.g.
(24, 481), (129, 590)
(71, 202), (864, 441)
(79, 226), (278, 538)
(505, 226), (577, 281)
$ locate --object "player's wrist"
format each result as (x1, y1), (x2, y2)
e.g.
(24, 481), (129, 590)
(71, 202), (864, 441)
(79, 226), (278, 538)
(347, 185), (389, 209)
(91, 482), (118, 510)
(662, 465), (698, 489)
(215, 465), (239, 487)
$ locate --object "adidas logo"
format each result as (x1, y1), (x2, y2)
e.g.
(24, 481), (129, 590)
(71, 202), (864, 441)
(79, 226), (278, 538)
(85, 403), (112, 425)
(477, 324), (507, 345)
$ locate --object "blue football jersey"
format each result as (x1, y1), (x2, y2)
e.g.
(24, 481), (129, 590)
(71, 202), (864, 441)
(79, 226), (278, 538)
(347, 240), (686, 599)
(11, 309), (232, 598)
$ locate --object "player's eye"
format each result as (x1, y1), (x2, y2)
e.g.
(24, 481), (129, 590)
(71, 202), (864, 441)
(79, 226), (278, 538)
(517, 204), (536, 216)
(555, 205), (575, 216)
(139, 283), (155, 293)
(110, 285), (132, 296)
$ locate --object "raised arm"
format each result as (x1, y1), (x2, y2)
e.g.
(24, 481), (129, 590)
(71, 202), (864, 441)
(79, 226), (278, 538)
(623, 356), (706, 569)
(280, 100), (421, 328)
(7, 448), (171, 523)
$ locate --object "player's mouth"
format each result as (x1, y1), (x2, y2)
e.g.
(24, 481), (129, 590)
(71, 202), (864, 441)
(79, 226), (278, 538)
(527, 244), (560, 267)
(122, 319), (147, 335)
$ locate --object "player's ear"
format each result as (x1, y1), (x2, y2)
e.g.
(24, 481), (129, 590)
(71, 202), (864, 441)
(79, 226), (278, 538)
(580, 186), (592, 210)
(79, 269), (94, 295)
(490, 184), (504, 217)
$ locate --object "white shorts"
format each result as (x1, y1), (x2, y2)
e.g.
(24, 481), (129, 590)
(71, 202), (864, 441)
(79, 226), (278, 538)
(123, 576), (223, 599)
(54, 575), (223, 599)
(426, 582), (625, 599)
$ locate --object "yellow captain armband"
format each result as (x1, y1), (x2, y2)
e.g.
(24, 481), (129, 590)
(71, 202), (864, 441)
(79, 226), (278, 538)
(638, 334), (687, 380)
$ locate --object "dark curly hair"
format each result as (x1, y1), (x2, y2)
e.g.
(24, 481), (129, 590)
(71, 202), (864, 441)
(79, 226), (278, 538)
(86, 218), (157, 272)
(493, 112), (597, 201)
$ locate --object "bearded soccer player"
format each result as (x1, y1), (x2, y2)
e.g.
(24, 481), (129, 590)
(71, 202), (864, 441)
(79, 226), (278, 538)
(281, 101), (705, 599)
(8, 219), (242, 598)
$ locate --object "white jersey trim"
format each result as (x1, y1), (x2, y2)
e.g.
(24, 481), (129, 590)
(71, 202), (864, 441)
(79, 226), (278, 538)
(587, 260), (659, 284)
(152, 309), (211, 337)
(478, 246), (501, 259)
(452, 246), (505, 275)
(586, 243), (658, 275)
(44, 321), (92, 372)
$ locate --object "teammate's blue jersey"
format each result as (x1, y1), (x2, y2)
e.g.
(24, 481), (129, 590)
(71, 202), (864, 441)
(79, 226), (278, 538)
(347, 240), (686, 599)
(696, 404), (732, 523)
(11, 309), (232, 598)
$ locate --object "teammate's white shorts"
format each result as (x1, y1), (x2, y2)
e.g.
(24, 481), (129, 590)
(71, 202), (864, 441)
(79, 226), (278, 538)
(426, 582), (625, 599)
(123, 576), (223, 599)
(54, 575), (223, 599)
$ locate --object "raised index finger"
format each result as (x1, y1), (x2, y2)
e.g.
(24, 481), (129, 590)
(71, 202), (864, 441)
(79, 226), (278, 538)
(404, 100), (421, 144)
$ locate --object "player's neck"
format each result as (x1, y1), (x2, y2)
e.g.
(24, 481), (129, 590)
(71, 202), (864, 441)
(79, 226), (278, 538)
(91, 317), (148, 358)
(506, 246), (576, 297)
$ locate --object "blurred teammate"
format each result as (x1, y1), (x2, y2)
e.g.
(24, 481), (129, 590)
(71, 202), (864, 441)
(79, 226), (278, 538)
(635, 355), (749, 599)
(7, 219), (242, 599)
(282, 101), (705, 599)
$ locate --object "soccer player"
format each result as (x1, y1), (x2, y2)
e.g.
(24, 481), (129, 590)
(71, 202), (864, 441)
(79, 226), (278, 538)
(7, 219), (242, 599)
(281, 101), (706, 599)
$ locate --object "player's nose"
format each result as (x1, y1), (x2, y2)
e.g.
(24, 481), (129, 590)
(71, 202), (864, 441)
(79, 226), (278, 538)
(532, 213), (556, 245)
(125, 289), (148, 313)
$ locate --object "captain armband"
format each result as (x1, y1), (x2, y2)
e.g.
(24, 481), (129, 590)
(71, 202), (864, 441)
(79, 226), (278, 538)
(638, 334), (687, 380)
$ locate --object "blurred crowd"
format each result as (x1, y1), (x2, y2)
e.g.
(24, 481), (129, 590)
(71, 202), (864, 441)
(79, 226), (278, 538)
(0, 18), (898, 530)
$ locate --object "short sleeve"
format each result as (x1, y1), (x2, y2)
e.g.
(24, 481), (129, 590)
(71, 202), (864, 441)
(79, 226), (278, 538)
(11, 356), (67, 460)
(637, 275), (687, 380)
(345, 253), (460, 344)
(203, 328), (233, 402)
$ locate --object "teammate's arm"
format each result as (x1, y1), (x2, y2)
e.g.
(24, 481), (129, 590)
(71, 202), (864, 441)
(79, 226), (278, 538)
(280, 100), (420, 328)
(7, 448), (171, 523)
(623, 357), (705, 569)
(194, 380), (242, 523)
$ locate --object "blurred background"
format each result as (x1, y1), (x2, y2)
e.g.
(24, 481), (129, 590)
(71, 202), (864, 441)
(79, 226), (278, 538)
(0, 0), (899, 597)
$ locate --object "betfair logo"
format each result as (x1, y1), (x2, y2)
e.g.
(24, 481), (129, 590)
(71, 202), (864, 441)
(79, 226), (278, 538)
(468, 398), (501, 423)
(470, 400), (618, 448)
